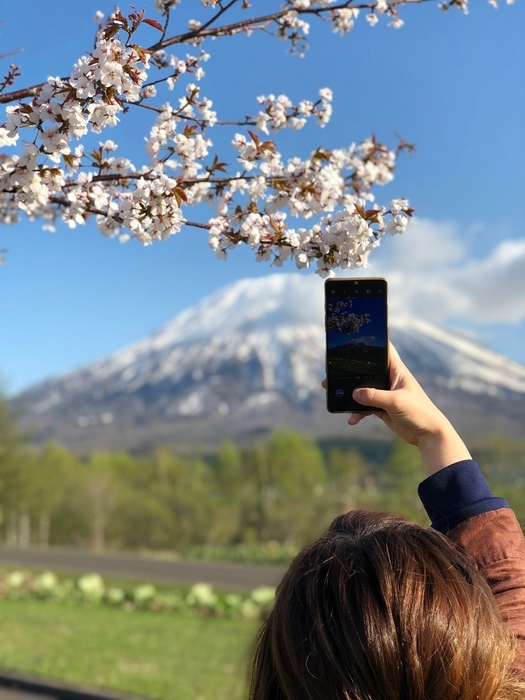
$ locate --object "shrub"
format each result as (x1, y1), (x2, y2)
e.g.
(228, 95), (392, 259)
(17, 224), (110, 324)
(0, 570), (275, 621)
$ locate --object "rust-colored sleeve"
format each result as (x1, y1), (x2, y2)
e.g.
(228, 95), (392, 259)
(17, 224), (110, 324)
(448, 508), (525, 678)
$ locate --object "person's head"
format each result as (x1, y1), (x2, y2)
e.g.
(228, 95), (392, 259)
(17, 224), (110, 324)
(251, 510), (524, 700)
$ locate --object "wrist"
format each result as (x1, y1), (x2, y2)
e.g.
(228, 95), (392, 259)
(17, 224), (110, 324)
(417, 422), (471, 477)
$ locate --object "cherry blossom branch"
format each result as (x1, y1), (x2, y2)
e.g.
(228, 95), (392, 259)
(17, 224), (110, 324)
(0, 0), (431, 104)
(124, 99), (257, 128)
(151, 0), (431, 50)
(0, 0), (510, 274)
(0, 82), (51, 105)
(183, 220), (212, 230)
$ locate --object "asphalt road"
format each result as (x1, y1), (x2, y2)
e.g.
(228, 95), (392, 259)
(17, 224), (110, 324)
(0, 545), (286, 591)
(0, 669), (150, 700)
(0, 691), (54, 700)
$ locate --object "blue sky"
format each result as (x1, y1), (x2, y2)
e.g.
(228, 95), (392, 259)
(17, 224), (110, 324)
(1, 0), (524, 394)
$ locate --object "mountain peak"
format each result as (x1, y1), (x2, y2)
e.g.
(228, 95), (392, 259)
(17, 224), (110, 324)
(147, 273), (324, 348)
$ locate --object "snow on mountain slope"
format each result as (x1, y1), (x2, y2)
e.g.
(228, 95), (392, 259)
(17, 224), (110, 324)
(14, 273), (525, 449)
(390, 314), (525, 396)
(85, 274), (323, 380)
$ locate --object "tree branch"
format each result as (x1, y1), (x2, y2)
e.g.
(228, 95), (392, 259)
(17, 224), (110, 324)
(182, 219), (211, 230)
(0, 81), (52, 105)
(0, 0), (431, 106)
(149, 0), (429, 51)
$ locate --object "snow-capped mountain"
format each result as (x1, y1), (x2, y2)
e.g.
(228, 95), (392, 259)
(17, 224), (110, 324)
(14, 274), (525, 452)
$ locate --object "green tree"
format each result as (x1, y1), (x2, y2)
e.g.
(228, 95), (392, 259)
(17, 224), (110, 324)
(0, 396), (29, 545)
(325, 448), (369, 514)
(109, 449), (177, 551)
(378, 438), (427, 523)
(148, 447), (215, 550)
(250, 430), (327, 546)
(28, 442), (82, 546)
(209, 440), (244, 545)
(82, 451), (125, 552)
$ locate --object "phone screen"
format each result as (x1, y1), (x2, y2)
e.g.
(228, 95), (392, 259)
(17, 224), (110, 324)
(325, 278), (389, 413)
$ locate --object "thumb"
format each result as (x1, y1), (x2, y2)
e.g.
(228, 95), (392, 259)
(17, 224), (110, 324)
(353, 387), (395, 411)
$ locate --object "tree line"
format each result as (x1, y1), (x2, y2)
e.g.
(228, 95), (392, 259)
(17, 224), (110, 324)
(1, 400), (523, 557)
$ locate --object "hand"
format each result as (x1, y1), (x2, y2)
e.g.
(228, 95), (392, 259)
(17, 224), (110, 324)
(332, 343), (471, 476)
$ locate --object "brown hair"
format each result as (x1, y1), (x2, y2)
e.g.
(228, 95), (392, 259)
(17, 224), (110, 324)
(251, 510), (525, 700)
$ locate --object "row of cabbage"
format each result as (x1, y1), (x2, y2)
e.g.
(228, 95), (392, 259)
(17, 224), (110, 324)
(0, 570), (275, 621)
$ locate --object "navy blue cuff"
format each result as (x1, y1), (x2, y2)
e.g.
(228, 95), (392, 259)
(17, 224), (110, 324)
(418, 460), (509, 534)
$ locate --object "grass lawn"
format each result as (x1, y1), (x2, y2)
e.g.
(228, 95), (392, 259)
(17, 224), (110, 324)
(0, 599), (259, 700)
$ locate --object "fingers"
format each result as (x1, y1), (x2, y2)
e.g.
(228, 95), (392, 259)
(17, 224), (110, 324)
(352, 387), (396, 411)
(388, 341), (402, 362)
(387, 342), (412, 387)
(323, 343), (412, 420)
(347, 411), (374, 425)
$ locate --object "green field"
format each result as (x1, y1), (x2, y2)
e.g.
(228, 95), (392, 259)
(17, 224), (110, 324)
(0, 599), (259, 700)
(327, 344), (386, 378)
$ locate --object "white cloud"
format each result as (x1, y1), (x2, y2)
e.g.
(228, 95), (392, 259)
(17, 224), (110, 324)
(452, 239), (525, 322)
(361, 217), (525, 325)
(372, 217), (466, 271)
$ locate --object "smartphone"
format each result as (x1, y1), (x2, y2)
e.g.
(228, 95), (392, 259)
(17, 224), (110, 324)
(325, 278), (389, 413)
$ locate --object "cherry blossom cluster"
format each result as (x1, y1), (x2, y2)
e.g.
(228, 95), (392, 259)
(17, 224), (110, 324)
(326, 299), (371, 334)
(0, 0), (514, 271)
(254, 89), (333, 133)
(207, 128), (413, 274)
(0, 23), (158, 236)
(2, 35), (149, 148)
(439, 0), (514, 11)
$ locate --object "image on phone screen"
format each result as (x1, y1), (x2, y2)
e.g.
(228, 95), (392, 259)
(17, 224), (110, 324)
(325, 279), (388, 413)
